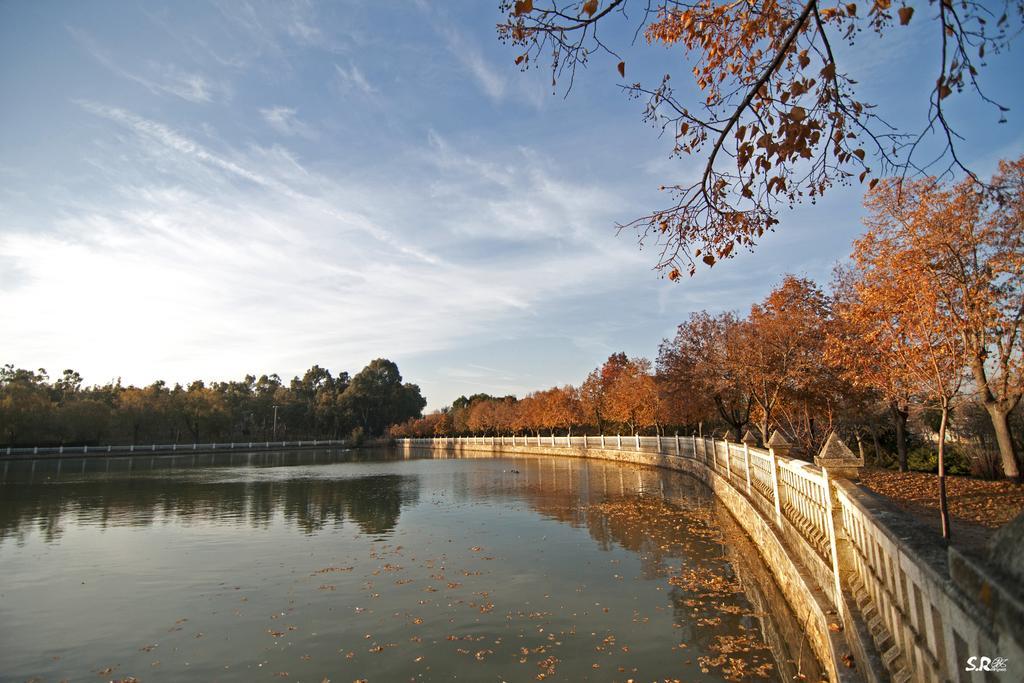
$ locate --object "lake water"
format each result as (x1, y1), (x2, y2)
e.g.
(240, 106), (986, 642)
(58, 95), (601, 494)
(0, 449), (825, 682)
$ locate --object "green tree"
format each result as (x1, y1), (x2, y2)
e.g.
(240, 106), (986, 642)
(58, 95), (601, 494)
(338, 359), (426, 436)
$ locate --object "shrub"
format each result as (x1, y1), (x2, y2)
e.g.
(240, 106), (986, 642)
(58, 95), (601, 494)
(962, 441), (1004, 480)
(906, 443), (971, 476)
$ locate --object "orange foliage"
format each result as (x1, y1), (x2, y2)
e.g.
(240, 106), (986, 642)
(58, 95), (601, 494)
(499, 0), (1021, 275)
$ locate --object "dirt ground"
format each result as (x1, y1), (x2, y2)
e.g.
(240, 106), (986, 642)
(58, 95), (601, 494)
(856, 467), (1024, 552)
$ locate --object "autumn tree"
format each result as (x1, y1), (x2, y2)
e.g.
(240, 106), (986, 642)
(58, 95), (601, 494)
(846, 214), (972, 538)
(546, 385), (584, 435)
(389, 411), (446, 438)
(492, 397), (519, 434)
(736, 275), (831, 445)
(828, 264), (917, 469)
(467, 399), (497, 434)
(579, 369), (607, 433)
(845, 163), (1024, 478)
(835, 162), (1019, 479)
(435, 411), (454, 436)
(516, 392), (546, 435)
(605, 357), (659, 434)
(657, 311), (751, 435)
(579, 352), (631, 432)
(499, 1), (1020, 276)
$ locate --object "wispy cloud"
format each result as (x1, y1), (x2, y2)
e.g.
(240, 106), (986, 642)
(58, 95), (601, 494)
(286, 17), (323, 45)
(334, 62), (376, 95)
(410, 1), (507, 103)
(436, 23), (506, 102)
(422, 130), (628, 249)
(260, 106), (318, 139)
(68, 26), (227, 104)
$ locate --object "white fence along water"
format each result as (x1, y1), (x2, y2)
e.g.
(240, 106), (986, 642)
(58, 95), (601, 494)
(3, 439), (347, 458)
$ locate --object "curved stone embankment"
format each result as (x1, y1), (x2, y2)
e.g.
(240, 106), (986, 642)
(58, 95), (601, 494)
(401, 440), (859, 682)
(400, 437), (1024, 683)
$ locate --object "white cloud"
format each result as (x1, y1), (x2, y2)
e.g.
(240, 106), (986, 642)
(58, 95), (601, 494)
(1, 104), (644, 389)
(286, 18), (322, 45)
(69, 26), (227, 104)
(334, 63), (376, 95)
(421, 130), (630, 250)
(409, 1), (507, 103)
(260, 106), (318, 139)
(436, 23), (506, 102)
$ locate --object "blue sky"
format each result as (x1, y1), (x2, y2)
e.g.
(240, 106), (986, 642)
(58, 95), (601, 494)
(1, 1), (1021, 410)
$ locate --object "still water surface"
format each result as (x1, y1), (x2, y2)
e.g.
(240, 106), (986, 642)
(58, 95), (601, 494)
(0, 449), (824, 682)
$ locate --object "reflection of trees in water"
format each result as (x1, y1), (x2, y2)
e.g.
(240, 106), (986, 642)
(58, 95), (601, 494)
(444, 452), (823, 680)
(0, 455), (419, 544)
(443, 454), (714, 575)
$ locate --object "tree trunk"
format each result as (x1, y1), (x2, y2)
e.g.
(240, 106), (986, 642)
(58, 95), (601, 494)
(985, 403), (1021, 480)
(890, 401), (909, 472)
(969, 354), (1023, 480)
(758, 416), (770, 445)
(870, 426), (882, 466)
(714, 396), (747, 435)
(855, 431), (865, 462)
(937, 402), (951, 541)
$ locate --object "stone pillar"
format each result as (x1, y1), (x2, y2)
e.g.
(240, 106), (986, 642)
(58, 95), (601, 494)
(742, 442), (752, 494)
(767, 430), (794, 458)
(814, 431), (864, 480)
(740, 431), (757, 494)
(723, 439), (732, 480)
(814, 432), (863, 622)
(767, 430), (791, 525)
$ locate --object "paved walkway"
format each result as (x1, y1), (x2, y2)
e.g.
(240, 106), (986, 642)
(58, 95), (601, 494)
(857, 467), (1024, 553)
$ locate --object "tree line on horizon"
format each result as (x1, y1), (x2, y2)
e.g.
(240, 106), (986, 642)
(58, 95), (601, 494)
(0, 358), (425, 447)
(392, 159), (1024, 481)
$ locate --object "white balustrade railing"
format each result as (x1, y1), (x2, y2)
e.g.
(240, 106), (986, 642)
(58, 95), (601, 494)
(400, 433), (833, 567)
(3, 439), (347, 458)
(776, 458), (832, 559)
